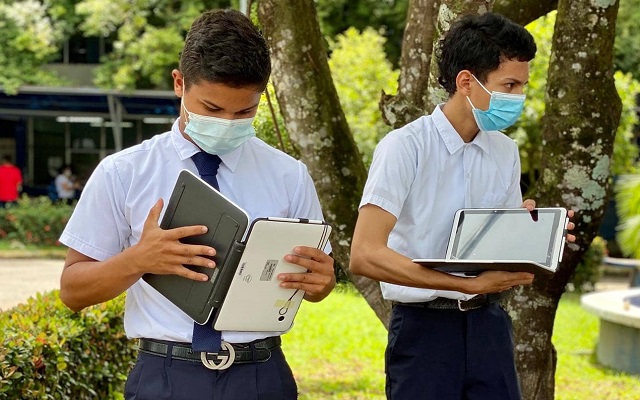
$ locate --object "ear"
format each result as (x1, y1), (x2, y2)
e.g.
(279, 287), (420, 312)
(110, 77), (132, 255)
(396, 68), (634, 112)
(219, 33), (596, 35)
(172, 69), (184, 98)
(455, 70), (474, 97)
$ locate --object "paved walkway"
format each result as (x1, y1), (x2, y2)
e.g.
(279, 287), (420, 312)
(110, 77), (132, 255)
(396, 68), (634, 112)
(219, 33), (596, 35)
(0, 257), (632, 312)
(0, 258), (64, 311)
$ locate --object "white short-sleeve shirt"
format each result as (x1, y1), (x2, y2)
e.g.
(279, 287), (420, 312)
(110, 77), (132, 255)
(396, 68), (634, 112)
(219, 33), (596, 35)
(360, 105), (523, 303)
(60, 120), (327, 344)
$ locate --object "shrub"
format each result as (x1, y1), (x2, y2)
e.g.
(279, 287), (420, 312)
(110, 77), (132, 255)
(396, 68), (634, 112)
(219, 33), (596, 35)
(615, 172), (640, 258)
(328, 27), (400, 167)
(567, 236), (606, 292)
(0, 291), (135, 399)
(0, 196), (73, 246)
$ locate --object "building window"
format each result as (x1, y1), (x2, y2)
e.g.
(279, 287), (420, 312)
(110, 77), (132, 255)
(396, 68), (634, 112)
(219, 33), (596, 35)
(54, 35), (114, 64)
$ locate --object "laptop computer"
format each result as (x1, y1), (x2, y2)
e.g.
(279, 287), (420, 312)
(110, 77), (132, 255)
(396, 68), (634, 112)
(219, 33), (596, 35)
(143, 169), (332, 330)
(413, 207), (569, 275)
(213, 217), (332, 332)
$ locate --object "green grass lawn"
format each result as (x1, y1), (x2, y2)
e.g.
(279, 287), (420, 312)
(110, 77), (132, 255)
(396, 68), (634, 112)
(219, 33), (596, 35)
(283, 285), (387, 399)
(0, 240), (66, 259)
(283, 286), (640, 399)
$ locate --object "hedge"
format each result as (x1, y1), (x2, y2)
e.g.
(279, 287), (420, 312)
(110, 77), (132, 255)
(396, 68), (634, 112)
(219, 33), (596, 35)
(0, 291), (135, 399)
(0, 196), (73, 246)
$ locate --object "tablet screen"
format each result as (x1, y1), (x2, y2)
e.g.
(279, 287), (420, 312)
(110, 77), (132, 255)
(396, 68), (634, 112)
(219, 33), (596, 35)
(448, 209), (563, 266)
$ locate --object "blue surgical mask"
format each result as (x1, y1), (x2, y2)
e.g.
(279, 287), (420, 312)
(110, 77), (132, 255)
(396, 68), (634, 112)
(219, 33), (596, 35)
(466, 75), (526, 132)
(182, 99), (255, 155)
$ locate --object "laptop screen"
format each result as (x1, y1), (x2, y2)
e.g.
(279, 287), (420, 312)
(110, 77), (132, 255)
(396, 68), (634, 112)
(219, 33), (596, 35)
(448, 209), (563, 266)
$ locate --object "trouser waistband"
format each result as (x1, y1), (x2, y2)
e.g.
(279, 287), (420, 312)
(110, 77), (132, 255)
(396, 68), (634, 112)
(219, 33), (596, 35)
(394, 292), (505, 311)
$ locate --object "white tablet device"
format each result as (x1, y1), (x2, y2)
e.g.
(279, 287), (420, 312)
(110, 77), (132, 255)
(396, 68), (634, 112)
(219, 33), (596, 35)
(413, 207), (569, 275)
(213, 217), (332, 332)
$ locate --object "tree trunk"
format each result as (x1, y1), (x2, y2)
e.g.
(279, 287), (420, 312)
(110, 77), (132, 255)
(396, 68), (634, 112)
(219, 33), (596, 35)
(379, 0), (439, 129)
(257, 0), (392, 327)
(503, 1), (621, 399)
(493, 0), (558, 26)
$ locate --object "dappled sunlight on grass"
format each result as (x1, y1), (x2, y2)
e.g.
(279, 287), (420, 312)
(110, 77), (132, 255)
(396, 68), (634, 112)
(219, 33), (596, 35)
(281, 287), (640, 399)
(283, 285), (386, 399)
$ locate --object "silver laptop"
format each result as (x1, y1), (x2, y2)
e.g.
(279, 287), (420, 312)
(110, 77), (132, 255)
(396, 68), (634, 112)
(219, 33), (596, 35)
(413, 208), (568, 275)
(213, 217), (332, 332)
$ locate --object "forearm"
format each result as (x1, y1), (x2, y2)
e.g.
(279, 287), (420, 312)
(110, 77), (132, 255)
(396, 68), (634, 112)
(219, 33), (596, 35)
(350, 244), (475, 293)
(59, 247), (144, 311)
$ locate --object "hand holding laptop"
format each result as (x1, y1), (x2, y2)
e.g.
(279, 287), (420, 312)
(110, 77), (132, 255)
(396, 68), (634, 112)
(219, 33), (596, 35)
(279, 246), (336, 302)
(462, 270), (534, 294)
(133, 198), (217, 282)
(522, 199), (576, 244)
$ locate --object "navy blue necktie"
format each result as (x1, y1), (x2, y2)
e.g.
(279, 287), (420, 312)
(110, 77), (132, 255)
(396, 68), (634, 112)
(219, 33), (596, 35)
(190, 151), (223, 353)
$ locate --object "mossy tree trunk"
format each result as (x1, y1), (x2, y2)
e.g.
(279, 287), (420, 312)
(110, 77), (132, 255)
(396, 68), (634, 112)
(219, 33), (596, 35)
(257, 0), (392, 327)
(493, 0), (558, 26)
(379, 0), (439, 129)
(502, 1), (621, 399)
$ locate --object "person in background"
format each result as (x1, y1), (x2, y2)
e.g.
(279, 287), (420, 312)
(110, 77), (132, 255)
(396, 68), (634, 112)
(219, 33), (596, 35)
(55, 164), (80, 205)
(0, 155), (22, 208)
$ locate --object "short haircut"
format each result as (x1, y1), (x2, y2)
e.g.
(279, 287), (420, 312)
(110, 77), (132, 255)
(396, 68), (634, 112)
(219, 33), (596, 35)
(179, 9), (271, 91)
(437, 12), (537, 96)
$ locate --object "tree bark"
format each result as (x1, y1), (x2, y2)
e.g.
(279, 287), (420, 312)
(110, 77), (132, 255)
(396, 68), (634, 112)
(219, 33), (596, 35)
(493, 0), (558, 26)
(257, 0), (392, 327)
(503, 1), (621, 399)
(379, 0), (439, 129)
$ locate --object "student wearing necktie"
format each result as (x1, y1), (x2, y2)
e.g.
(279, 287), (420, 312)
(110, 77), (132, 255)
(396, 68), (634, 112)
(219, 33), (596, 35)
(58, 9), (335, 400)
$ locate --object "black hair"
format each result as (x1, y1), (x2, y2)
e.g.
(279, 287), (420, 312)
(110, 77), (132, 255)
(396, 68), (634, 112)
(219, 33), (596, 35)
(437, 12), (537, 96)
(179, 9), (271, 91)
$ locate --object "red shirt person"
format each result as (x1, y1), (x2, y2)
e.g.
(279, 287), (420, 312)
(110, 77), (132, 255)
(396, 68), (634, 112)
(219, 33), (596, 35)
(0, 155), (23, 206)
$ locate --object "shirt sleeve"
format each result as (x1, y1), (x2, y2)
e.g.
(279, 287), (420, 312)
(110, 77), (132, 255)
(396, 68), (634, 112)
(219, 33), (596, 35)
(360, 131), (418, 218)
(59, 159), (130, 261)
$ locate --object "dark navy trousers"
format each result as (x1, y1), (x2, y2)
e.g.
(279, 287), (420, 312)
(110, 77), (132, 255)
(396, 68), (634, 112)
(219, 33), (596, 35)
(385, 303), (521, 400)
(124, 347), (297, 400)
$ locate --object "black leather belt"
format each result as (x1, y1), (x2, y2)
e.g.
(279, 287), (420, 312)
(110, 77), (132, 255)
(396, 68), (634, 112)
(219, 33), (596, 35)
(138, 336), (281, 370)
(395, 292), (505, 311)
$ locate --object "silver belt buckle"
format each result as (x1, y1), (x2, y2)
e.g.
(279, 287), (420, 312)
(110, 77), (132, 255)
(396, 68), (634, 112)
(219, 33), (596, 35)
(200, 341), (235, 370)
(457, 299), (471, 312)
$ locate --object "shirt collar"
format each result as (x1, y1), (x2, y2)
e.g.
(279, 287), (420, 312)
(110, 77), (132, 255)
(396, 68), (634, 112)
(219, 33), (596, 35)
(170, 118), (242, 172)
(431, 105), (490, 155)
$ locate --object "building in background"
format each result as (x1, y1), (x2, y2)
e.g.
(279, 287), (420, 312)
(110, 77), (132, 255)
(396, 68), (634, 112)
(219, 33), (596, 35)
(0, 34), (179, 195)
